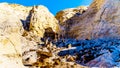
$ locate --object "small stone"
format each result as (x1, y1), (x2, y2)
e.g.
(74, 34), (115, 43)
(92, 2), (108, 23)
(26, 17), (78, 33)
(53, 58), (61, 65)
(67, 56), (75, 62)
(67, 44), (72, 48)
(42, 47), (49, 52)
(43, 58), (52, 63)
(54, 60), (60, 65)
(37, 50), (52, 59)
(32, 62), (43, 67)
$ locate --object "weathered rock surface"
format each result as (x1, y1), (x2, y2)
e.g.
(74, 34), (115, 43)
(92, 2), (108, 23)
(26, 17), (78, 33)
(55, 0), (120, 67)
(21, 5), (60, 65)
(55, 6), (87, 38)
(56, 6), (87, 25)
(0, 3), (25, 68)
(29, 6), (60, 38)
(56, 0), (120, 39)
(1, 0), (120, 67)
(0, 3), (60, 68)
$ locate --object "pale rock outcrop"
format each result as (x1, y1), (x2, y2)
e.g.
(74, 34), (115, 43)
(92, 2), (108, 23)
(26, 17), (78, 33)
(0, 3), (60, 67)
(10, 4), (60, 65)
(21, 6), (60, 65)
(56, 6), (87, 25)
(29, 6), (60, 38)
(56, 0), (120, 39)
(0, 3), (25, 68)
(3, 0), (120, 67)
(55, 6), (87, 38)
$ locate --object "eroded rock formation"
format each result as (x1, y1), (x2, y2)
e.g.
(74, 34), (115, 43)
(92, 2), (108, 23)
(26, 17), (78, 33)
(0, 0), (120, 67)
(56, 6), (87, 38)
(56, 0), (120, 40)
(55, 0), (120, 67)
(0, 3), (60, 68)
(29, 6), (60, 38)
(0, 3), (25, 68)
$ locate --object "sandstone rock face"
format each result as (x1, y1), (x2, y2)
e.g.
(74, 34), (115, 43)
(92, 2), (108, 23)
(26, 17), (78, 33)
(21, 5), (60, 65)
(2, 0), (120, 67)
(56, 6), (87, 25)
(0, 3), (60, 68)
(0, 3), (25, 68)
(29, 6), (60, 38)
(55, 6), (87, 38)
(57, 0), (120, 39)
(55, 0), (120, 67)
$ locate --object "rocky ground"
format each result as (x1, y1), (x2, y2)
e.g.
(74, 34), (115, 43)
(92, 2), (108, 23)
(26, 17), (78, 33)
(23, 38), (87, 68)
(23, 37), (120, 68)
